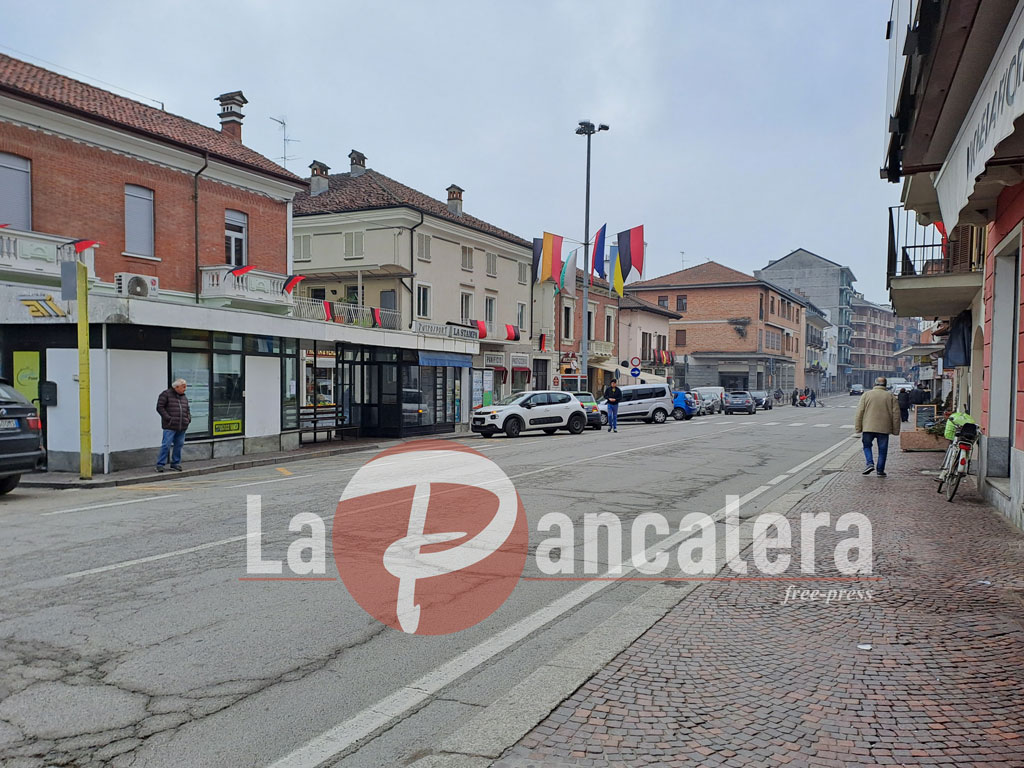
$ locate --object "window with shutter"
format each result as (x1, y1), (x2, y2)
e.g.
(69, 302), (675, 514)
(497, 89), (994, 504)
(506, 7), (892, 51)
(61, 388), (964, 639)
(125, 185), (155, 258)
(676, 329), (687, 346)
(0, 153), (31, 231)
(461, 246), (474, 270)
(344, 231), (365, 259)
(486, 252), (498, 277)
(518, 262), (530, 284)
(293, 234), (312, 262)
(416, 232), (431, 261)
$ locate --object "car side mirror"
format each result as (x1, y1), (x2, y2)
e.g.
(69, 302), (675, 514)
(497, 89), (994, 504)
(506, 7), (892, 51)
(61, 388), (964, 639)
(522, 402), (533, 409)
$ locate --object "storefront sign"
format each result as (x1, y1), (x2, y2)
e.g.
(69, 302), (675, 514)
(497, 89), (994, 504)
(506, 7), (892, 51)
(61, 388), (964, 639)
(936, 2), (1024, 230)
(413, 320), (449, 337)
(509, 353), (529, 369)
(212, 419), (242, 436)
(484, 352), (505, 368)
(20, 294), (66, 318)
(450, 325), (481, 340)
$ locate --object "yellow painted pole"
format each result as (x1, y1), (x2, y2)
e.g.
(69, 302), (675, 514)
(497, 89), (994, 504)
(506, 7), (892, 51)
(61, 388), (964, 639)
(77, 260), (92, 480)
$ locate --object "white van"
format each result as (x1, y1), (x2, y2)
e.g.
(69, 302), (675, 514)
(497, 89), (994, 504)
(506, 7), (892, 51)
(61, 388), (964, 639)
(599, 383), (675, 424)
(691, 386), (726, 414)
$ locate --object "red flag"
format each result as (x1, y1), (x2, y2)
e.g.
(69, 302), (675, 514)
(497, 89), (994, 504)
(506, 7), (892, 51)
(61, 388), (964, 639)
(505, 324), (521, 341)
(283, 275), (306, 293)
(228, 265), (256, 277)
(538, 333), (546, 352)
(0, 224), (9, 228)
(475, 320), (488, 339)
(934, 221), (948, 258)
(372, 308), (383, 328)
(323, 300), (333, 322)
(69, 239), (104, 253)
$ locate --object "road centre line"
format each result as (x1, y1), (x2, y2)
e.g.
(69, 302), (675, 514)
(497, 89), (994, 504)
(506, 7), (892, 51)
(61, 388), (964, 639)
(40, 494), (180, 516)
(267, 434), (855, 768)
(228, 475), (312, 488)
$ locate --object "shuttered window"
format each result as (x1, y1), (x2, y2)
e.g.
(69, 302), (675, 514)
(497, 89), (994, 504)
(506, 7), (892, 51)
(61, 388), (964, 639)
(344, 231), (364, 259)
(125, 185), (155, 258)
(0, 153), (31, 231)
(416, 232), (431, 261)
(293, 234), (312, 262)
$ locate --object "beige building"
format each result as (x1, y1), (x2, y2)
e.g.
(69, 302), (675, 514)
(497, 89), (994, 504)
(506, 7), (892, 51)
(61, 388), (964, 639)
(617, 295), (681, 386)
(292, 152), (536, 408)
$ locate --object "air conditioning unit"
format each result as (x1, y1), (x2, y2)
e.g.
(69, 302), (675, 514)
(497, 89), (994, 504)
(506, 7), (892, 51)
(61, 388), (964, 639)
(114, 272), (160, 298)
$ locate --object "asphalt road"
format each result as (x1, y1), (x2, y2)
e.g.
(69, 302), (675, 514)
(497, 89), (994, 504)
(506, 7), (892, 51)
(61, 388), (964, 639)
(0, 396), (863, 768)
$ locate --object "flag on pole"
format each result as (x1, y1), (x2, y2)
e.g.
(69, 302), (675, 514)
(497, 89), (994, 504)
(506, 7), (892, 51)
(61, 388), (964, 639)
(556, 247), (576, 295)
(617, 225), (644, 279)
(228, 265), (256, 277)
(69, 238), (104, 253)
(591, 224), (607, 284)
(532, 238), (543, 283)
(283, 275), (306, 293)
(537, 232), (563, 283)
(612, 241), (630, 297)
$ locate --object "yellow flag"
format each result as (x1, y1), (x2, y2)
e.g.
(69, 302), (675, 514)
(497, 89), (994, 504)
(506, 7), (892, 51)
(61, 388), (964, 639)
(612, 252), (624, 297)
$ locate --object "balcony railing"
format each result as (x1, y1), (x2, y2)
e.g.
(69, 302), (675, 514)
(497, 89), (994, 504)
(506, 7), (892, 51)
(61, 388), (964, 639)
(589, 339), (614, 358)
(292, 296), (401, 330)
(199, 265), (293, 311)
(0, 228), (96, 282)
(887, 205), (985, 284)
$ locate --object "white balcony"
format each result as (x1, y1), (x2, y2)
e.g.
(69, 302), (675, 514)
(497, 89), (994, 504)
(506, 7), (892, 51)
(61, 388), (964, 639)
(199, 265), (294, 314)
(588, 339), (614, 358)
(0, 228), (96, 284)
(291, 296), (402, 330)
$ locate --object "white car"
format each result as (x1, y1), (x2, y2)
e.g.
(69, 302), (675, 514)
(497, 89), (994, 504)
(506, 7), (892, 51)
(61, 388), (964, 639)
(471, 390), (588, 438)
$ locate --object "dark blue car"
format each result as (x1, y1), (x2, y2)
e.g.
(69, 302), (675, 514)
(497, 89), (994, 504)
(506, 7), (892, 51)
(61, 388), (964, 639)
(671, 391), (697, 420)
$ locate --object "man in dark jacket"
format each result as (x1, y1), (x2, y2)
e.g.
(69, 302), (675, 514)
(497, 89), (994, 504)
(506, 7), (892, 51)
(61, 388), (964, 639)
(897, 387), (911, 422)
(156, 379), (191, 471)
(909, 383), (929, 406)
(603, 379), (622, 433)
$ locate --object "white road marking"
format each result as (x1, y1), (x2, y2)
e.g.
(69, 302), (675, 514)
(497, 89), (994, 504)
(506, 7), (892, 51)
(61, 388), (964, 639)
(228, 475), (312, 488)
(767, 474), (789, 485)
(267, 435), (856, 768)
(60, 533), (261, 579)
(40, 494), (180, 517)
(788, 423), (805, 427)
(761, 422), (780, 426)
(841, 424), (855, 428)
(813, 423), (831, 428)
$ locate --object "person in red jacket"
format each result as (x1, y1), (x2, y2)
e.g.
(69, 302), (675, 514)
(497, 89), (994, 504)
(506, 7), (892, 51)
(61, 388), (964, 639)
(155, 379), (191, 472)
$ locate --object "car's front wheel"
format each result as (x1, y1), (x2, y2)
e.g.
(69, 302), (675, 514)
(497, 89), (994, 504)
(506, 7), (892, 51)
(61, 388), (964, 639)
(0, 475), (20, 495)
(567, 413), (586, 434)
(504, 417), (523, 438)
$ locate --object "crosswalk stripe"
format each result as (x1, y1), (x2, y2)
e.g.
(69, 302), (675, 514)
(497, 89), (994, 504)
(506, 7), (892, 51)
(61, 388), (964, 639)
(841, 424), (854, 428)
(789, 422), (805, 427)
(761, 422), (779, 426)
(813, 423), (830, 428)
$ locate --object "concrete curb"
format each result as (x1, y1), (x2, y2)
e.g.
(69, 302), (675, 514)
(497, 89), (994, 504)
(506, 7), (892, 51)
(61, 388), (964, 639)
(20, 443), (382, 489)
(409, 444), (855, 768)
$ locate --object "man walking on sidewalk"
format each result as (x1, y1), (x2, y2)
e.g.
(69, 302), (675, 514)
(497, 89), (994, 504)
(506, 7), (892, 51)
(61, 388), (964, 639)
(156, 378), (191, 472)
(604, 378), (622, 433)
(855, 376), (901, 477)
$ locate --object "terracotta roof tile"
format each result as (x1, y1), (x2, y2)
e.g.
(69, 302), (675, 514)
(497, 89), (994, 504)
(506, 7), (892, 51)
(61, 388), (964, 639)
(628, 261), (756, 287)
(0, 53), (301, 184)
(293, 168), (531, 248)
(619, 293), (682, 318)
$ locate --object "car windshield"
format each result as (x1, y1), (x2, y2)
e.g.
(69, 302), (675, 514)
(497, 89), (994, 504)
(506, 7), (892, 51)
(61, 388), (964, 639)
(572, 392), (596, 403)
(497, 393), (527, 406)
(730, 392), (750, 397)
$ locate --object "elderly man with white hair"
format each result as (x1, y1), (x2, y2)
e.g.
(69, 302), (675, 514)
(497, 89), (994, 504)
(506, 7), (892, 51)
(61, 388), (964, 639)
(854, 376), (901, 477)
(155, 378), (191, 472)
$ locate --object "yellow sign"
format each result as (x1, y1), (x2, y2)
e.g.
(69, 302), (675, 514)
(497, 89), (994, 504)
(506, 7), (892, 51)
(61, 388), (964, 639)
(20, 294), (66, 318)
(212, 419), (243, 436)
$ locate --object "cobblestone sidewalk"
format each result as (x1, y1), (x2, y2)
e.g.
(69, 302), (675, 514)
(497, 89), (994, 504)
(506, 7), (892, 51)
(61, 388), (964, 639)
(495, 450), (1024, 767)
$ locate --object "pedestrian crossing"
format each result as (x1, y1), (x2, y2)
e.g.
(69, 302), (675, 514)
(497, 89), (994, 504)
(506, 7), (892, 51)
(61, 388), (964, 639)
(691, 419), (855, 428)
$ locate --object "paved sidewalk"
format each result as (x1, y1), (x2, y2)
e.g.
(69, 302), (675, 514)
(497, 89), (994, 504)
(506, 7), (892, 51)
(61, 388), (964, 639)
(495, 450), (1024, 767)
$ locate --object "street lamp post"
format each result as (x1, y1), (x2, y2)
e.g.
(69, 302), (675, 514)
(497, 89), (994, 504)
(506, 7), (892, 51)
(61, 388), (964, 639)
(575, 120), (608, 393)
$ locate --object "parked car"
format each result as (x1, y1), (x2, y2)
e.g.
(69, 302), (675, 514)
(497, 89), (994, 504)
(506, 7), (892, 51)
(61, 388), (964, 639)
(570, 391), (603, 430)
(696, 390), (723, 414)
(472, 390), (587, 437)
(850, 384), (865, 396)
(691, 386), (726, 413)
(686, 392), (707, 416)
(0, 380), (45, 495)
(724, 390), (757, 415)
(749, 389), (773, 410)
(670, 391), (697, 421)
(598, 383), (675, 425)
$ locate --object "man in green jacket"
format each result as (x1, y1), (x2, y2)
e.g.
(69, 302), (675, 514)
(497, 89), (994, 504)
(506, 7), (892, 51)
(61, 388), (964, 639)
(854, 376), (901, 477)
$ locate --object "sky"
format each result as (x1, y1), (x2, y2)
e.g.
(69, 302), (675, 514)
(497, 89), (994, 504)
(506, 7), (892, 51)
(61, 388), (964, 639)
(1, 0), (901, 303)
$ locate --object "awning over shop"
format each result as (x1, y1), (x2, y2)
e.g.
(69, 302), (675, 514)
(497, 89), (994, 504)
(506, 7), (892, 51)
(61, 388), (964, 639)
(512, 365), (531, 381)
(418, 351), (473, 367)
(635, 371), (669, 384)
(593, 359), (623, 375)
(894, 343), (944, 358)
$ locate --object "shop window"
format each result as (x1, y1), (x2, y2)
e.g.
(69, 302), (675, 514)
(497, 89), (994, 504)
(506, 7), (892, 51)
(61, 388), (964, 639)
(225, 209), (247, 267)
(402, 366), (436, 426)
(171, 350), (210, 435)
(212, 354), (244, 434)
(246, 335), (280, 355)
(213, 333), (242, 351)
(282, 352), (298, 429)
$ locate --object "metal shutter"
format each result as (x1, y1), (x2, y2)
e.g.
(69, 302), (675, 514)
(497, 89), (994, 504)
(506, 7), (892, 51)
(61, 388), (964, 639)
(0, 153), (31, 231)
(124, 185), (154, 257)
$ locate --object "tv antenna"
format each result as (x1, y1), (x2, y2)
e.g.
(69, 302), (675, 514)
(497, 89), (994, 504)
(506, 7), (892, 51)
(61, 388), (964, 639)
(680, 250), (686, 270)
(269, 116), (300, 169)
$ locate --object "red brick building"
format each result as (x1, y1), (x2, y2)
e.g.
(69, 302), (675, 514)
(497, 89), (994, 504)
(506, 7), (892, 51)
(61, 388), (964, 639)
(627, 261), (807, 391)
(553, 268), (620, 391)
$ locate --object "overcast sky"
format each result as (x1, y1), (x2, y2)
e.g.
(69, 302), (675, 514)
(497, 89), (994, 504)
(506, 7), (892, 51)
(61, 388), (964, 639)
(2, 0), (899, 302)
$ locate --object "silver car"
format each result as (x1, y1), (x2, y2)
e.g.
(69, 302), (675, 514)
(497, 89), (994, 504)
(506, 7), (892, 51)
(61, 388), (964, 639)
(599, 383), (675, 425)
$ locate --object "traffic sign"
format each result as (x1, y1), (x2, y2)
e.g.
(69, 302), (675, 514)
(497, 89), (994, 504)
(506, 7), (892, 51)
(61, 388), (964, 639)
(630, 367), (641, 378)
(552, 375), (560, 387)
(630, 356), (641, 368)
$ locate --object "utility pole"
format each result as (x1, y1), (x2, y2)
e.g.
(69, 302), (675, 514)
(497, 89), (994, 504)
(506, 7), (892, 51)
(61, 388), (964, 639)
(76, 258), (91, 480)
(575, 120), (609, 392)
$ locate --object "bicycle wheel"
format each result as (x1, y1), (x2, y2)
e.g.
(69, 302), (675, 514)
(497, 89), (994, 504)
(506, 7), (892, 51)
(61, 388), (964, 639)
(945, 473), (962, 502)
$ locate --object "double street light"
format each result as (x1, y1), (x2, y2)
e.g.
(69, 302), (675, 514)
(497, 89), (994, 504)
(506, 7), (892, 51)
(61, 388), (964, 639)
(575, 119), (609, 393)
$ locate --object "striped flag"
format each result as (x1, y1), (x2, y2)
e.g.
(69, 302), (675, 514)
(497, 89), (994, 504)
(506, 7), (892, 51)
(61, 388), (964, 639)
(283, 275), (306, 293)
(617, 225), (644, 279)
(591, 224), (607, 285)
(555, 247), (576, 296)
(531, 238), (543, 283)
(611, 242), (629, 297)
(537, 232), (563, 283)
(228, 265), (256, 277)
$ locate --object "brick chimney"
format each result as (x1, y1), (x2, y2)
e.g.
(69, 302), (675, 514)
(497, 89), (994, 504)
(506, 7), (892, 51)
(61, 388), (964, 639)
(215, 91), (248, 142)
(349, 150), (366, 177)
(447, 184), (464, 216)
(309, 160), (330, 196)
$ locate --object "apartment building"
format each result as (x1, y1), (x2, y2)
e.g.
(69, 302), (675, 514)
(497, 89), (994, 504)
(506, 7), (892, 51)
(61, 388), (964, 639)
(547, 269), (619, 392)
(618, 295), (680, 386)
(627, 261), (807, 391)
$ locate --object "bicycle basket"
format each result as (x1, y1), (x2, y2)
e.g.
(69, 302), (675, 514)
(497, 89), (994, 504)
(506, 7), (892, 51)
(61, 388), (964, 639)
(956, 422), (979, 439)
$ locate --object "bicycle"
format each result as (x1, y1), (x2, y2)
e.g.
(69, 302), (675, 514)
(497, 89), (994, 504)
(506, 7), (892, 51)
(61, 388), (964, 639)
(937, 421), (979, 502)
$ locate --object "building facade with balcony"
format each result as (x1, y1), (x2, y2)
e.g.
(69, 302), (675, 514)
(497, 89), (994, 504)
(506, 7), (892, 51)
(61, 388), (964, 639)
(755, 249), (857, 389)
(617, 295), (680, 387)
(0, 54), (480, 472)
(627, 261), (807, 392)
(881, 0), (1024, 526)
(291, 154), (534, 415)
(803, 301), (832, 394)
(547, 269), (619, 393)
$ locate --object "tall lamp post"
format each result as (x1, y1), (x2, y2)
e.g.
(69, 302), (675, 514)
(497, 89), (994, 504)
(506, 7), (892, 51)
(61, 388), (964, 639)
(575, 119), (608, 392)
